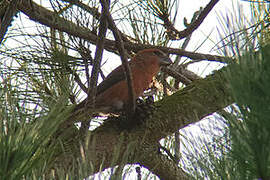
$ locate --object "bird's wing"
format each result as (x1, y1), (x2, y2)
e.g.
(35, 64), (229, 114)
(97, 65), (126, 96)
(74, 63), (133, 111)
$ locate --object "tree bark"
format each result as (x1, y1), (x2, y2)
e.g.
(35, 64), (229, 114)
(55, 67), (233, 178)
(0, 0), (19, 44)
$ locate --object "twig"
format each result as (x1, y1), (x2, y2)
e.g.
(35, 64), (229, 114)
(87, 1), (108, 104)
(162, 67), (192, 85)
(62, 0), (100, 19)
(174, 131), (180, 164)
(124, 43), (231, 63)
(172, 65), (201, 89)
(72, 38), (106, 80)
(79, 45), (106, 80)
(163, 79), (177, 93)
(65, 65), (88, 93)
(80, 0), (109, 132)
(135, 166), (142, 180)
(87, 1), (109, 102)
(84, 51), (91, 89)
(77, 43), (91, 88)
(160, 0), (219, 40)
(178, 0), (219, 39)
(100, 0), (136, 114)
(178, 65), (201, 81)
(158, 144), (178, 164)
(173, 8), (202, 66)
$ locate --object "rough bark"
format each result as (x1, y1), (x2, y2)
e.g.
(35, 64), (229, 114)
(55, 67), (233, 179)
(138, 144), (189, 180)
(0, 0), (19, 44)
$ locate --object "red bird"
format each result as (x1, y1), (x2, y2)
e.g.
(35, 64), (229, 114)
(76, 48), (172, 113)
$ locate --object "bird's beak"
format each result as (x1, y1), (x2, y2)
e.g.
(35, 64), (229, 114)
(159, 56), (172, 66)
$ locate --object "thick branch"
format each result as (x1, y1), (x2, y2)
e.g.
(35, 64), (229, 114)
(144, 68), (232, 143)
(55, 66), (233, 177)
(138, 145), (189, 180)
(0, 0), (19, 44)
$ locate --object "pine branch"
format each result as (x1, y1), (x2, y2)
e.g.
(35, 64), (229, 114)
(17, 0), (231, 64)
(161, 0), (219, 40)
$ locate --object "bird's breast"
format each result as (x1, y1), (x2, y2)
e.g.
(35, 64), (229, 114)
(95, 61), (160, 111)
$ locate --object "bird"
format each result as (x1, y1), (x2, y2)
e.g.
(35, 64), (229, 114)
(75, 48), (172, 114)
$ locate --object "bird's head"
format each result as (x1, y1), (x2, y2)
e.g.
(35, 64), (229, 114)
(134, 49), (172, 67)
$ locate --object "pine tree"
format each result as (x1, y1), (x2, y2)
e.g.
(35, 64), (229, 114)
(0, 0), (267, 179)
